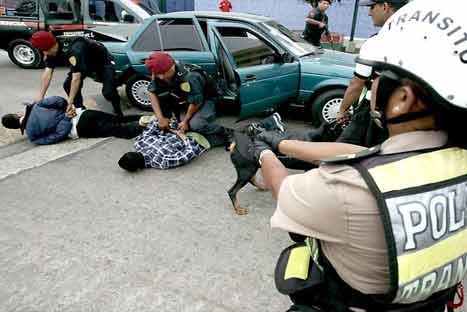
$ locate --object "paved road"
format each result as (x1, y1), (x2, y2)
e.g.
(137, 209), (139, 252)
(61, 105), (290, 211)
(0, 51), (298, 311)
(0, 52), (465, 312)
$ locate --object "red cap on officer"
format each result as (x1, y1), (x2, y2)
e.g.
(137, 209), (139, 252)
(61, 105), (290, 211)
(30, 31), (57, 51)
(145, 52), (174, 75)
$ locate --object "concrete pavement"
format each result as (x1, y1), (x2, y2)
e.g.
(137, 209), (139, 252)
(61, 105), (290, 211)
(0, 138), (292, 311)
(0, 51), (295, 311)
(0, 52), (465, 312)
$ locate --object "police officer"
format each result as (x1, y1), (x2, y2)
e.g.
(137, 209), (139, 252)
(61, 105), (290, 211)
(254, 0), (467, 310)
(30, 31), (123, 116)
(145, 52), (231, 147)
(336, 0), (407, 147)
(302, 0), (331, 48)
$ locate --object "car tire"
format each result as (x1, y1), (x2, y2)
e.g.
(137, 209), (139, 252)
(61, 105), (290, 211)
(8, 39), (43, 69)
(311, 89), (345, 126)
(125, 75), (152, 111)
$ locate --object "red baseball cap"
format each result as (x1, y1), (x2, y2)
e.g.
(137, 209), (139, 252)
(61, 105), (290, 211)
(30, 31), (57, 51)
(145, 52), (174, 75)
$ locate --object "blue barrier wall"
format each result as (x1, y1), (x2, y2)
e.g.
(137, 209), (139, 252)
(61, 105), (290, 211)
(166, 0), (194, 13)
(194, 0), (378, 39)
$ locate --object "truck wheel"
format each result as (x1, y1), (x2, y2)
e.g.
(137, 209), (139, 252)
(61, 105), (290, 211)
(311, 89), (345, 126)
(8, 39), (43, 69)
(125, 75), (152, 111)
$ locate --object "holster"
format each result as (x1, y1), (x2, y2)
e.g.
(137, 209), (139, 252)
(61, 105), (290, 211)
(275, 238), (324, 295)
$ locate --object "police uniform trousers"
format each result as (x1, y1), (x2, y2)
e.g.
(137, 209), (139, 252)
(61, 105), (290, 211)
(63, 64), (122, 116)
(189, 100), (226, 147)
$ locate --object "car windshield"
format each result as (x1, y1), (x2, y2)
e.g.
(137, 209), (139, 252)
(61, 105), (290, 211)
(134, 0), (160, 15)
(261, 20), (318, 57)
(115, 0), (150, 20)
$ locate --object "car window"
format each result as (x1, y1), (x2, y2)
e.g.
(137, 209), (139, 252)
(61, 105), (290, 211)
(216, 26), (276, 68)
(214, 34), (237, 92)
(0, 0), (38, 17)
(132, 0), (159, 15)
(262, 21), (315, 57)
(133, 18), (203, 52)
(42, 0), (78, 21)
(89, 0), (138, 23)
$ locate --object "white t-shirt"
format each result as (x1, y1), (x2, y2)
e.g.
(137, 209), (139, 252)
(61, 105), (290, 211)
(68, 108), (85, 139)
(354, 36), (379, 101)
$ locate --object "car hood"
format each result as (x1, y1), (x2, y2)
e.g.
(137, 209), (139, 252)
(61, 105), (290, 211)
(300, 49), (355, 78)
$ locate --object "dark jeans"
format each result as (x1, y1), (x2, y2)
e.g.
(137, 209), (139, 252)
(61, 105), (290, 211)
(63, 64), (122, 115)
(76, 110), (143, 139)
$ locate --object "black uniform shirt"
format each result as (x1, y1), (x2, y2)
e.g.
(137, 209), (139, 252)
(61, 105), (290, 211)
(304, 8), (328, 36)
(45, 38), (109, 76)
(44, 42), (64, 69)
(147, 65), (206, 106)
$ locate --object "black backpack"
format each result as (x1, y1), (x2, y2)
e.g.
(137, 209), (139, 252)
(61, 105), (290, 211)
(181, 63), (221, 99)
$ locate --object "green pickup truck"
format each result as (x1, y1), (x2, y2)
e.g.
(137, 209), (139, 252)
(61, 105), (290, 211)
(104, 11), (356, 124)
(0, 0), (156, 68)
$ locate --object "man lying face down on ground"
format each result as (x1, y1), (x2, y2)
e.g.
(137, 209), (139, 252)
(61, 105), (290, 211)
(1, 96), (146, 145)
(118, 117), (211, 171)
(117, 113), (286, 172)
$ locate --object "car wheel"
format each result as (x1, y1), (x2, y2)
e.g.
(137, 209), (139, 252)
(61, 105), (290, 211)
(125, 75), (152, 111)
(311, 89), (345, 126)
(8, 39), (43, 69)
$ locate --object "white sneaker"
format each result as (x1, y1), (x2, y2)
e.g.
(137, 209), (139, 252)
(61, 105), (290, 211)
(139, 115), (154, 127)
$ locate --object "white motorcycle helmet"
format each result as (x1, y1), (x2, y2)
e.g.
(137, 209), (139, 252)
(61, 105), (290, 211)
(357, 0), (467, 112)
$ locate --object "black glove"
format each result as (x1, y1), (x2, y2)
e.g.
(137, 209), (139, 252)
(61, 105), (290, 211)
(251, 139), (273, 165)
(256, 130), (289, 152)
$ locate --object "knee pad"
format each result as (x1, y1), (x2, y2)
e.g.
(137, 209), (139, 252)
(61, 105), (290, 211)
(118, 152), (145, 171)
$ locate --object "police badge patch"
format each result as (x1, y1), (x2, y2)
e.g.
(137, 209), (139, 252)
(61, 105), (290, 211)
(180, 82), (191, 93)
(68, 56), (77, 66)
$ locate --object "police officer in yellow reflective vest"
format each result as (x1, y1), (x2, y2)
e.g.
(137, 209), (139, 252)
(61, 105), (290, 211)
(252, 0), (467, 311)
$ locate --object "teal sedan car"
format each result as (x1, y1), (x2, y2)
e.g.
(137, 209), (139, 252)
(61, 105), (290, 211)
(103, 11), (355, 124)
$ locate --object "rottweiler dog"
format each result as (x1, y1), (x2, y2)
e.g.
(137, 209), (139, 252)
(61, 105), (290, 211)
(227, 119), (347, 215)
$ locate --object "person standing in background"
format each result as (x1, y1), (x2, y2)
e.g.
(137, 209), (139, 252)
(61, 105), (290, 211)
(302, 0), (331, 47)
(218, 0), (232, 12)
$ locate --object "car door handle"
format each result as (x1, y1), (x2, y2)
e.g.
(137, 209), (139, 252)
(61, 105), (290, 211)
(244, 75), (256, 82)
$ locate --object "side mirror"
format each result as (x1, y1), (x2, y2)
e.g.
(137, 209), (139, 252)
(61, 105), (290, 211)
(281, 52), (294, 63)
(275, 52), (294, 64)
(124, 14), (135, 22)
(122, 11), (135, 23)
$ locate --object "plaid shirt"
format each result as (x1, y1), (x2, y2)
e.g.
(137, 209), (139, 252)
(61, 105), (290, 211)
(134, 120), (206, 169)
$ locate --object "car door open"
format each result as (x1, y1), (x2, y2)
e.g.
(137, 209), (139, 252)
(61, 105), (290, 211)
(208, 21), (300, 119)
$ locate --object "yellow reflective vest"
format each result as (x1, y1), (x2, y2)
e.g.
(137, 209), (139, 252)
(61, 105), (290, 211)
(351, 147), (467, 304)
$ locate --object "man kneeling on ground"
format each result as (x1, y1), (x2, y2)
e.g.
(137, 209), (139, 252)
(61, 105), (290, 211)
(1, 96), (145, 145)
